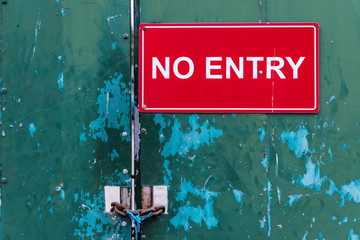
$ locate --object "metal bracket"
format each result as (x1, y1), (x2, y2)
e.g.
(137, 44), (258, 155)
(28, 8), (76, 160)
(104, 185), (168, 214)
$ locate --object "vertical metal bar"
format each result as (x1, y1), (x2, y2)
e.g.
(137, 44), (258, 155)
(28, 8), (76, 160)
(129, 0), (136, 239)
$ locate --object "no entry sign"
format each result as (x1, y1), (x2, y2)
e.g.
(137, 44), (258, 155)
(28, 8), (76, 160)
(139, 23), (319, 113)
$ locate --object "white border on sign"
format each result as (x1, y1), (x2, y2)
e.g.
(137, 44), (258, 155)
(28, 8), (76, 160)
(141, 25), (317, 111)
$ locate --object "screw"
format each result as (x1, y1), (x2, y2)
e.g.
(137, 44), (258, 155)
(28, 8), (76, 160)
(330, 40), (334, 44)
(140, 128), (147, 135)
(123, 33), (129, 39)
(122, 169), (128, 175)
(1, 177), (7, 184)
(142, 27), (146, 31)
(143, 105), (147, 109)
(259, 70), (263, 75)
(1, 88), (7, 94)
(122, 221), (127, 227)
(122, 132), (128, 137)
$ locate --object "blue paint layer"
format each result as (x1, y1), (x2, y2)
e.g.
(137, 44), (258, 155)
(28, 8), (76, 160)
(112, 42), (116, 50)
(154, 114), (166, 143)
(338, 217), (348, 225)
(326, 179), (360, 207)
(79, 132), (87, 145)
(170, 179), (219, 230)
(281, 126), (310, 158)
(110, 149), (119, 161)
(329, 95), (336, 102)
(257, 127), (266, 142)
(28, 123), (37, 138)
(267, 179), (271, 237)
(288, 194), (303, 207)
(328, 148), (333, 162)
(89, 73), (130, 142)
(298, 158), (327, 192)
(57, 72), (64, 91)
(349, 229), (360, 240)
(163, 160), (172, 185)
(261, 156), (269, 170)
(232, 188), (244, 203)
(72, 190), (131, 238)
(160, 115), (223, 157)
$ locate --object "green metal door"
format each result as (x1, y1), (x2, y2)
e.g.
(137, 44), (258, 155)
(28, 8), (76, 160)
(1, 0), (360, 239)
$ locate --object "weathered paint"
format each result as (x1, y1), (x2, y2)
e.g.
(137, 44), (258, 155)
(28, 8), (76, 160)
(1, 0), (132, 239)
(139, 0), (360, 239)
(1, 0), (360, 239)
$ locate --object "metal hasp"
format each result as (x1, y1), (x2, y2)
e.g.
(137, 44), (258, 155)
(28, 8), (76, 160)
(105, 185), (168, 239)
(104, 185), (168, 214)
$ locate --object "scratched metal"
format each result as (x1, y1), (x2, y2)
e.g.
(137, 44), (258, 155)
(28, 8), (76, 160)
(139, 0), (360, 239)
(1, 0), (132, 239)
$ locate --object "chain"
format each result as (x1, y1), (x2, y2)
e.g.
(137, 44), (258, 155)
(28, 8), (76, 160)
(111, 202), (165, 240)
(111, 202), (165, 218)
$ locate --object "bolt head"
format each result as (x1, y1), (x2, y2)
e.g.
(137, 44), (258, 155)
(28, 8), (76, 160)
(140, 128), (147, 135)
(1, 88), (7, 94)
(121, 221), (127, 227)
(1, 177), (7, 184)
(122, 169), (128, 175)
(259, 70), (263, 75)
(142, 27), (146, 31)
(123, 33), (129, 39)
(122, 132), (128, 137)
(143, 105), (147, 110)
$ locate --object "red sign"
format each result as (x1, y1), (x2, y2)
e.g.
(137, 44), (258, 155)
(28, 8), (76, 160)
(139, 23), (319, 113)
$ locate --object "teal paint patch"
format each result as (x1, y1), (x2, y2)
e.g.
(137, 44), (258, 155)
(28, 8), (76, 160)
(229, 184), (244, 203)
(170, 179), (220, 230)
(74, 193), (78, 203)
(349, 229), (360, 240)
(110, 149), (119, 161)
(79, 132), (86, 145)
(281, 126), (310, 158)
(288, 194), (304, 207)
(102, 169), (131, 186)
(259, 216), (266, 229)
(338, 217), (348, 225)
(257, 127), (266, 143)
(261, 156), (269, 170)
(328, 148), (333, 162)
(154, 114), (166, 143)
(298, 158), (327, 191)
(28, 123), (37, 138)
(89, 73), (130, 142)
(160, 115), (223, 157)
(329, 95), (336, 102)
(72, 190), (130, 239)
(267, 179), (271, 238)
(57, 72), (64, 91)
(163, 160), (172, 185)
(112, 42), (116, 50)
(232, 188), (244, 203)
(326, 179), (360, 207)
